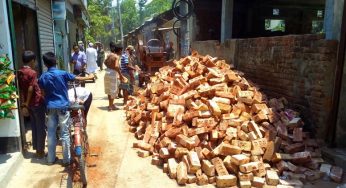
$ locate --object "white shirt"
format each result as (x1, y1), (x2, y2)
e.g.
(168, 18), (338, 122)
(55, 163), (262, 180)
(68, 87), (91, 104)
(86, 47), (98, 73)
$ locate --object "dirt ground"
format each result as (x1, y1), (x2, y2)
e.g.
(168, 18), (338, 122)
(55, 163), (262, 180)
(5, 70), (346, 188)
(5, 70), (185, 188)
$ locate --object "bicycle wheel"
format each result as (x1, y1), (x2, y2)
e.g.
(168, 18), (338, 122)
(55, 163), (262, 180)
(79, 154), (87, 186)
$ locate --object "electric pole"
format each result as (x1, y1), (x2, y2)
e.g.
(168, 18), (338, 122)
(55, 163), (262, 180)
(139, 0), (147, 24)
(117, 0), (124, 47)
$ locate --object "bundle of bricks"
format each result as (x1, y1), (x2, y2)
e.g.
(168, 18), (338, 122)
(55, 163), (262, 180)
(125, 52), (343, 187)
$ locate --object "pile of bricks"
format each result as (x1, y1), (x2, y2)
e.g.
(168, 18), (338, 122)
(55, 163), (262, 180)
(125, 53), (343, 187)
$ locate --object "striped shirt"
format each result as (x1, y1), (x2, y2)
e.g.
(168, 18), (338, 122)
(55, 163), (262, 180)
(120, 53), (129, 74)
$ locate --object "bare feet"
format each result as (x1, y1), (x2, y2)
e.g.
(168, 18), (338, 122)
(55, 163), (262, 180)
(108, 105), (119, 111)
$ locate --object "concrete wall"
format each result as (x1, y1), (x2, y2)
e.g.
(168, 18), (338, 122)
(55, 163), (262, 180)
(0, 0), (21, 153)
(192, 40), (237, 64)
(324, 0), (345, 40)
(192, 34), (338, 139)
(0, 0), (21, 138)
(336, 51), (346, 146)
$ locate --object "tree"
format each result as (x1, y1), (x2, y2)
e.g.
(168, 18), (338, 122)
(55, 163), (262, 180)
(120, 0), (140, 34)
(85, 0), (113, 44)
(143, 0), (173, 21)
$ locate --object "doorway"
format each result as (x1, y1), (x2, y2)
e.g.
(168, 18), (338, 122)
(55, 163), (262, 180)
(12, 2), (42, 152)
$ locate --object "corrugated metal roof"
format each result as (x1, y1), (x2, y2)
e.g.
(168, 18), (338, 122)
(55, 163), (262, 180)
(125, 9), (174, 36)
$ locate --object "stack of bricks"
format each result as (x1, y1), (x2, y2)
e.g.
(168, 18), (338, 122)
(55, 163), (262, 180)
(125, 52), (343, 187)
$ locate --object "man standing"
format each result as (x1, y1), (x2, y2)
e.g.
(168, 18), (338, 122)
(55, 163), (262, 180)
(71, 44), (87, 75)
(78, 41), (85, 52)
(86, 43), (98, 75)
(119, 46), (136, 105)
(97, 43), (105, 71)
(39, 52), (94, 166)
(126, 45), (136, 84)
(164, 41), (175, 61)
(18, 51), (46, 158)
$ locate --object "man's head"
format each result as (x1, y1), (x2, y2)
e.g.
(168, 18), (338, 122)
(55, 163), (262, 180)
(22, 51), (36, 67)
(43, 52), (57, 68)
(88, 43), (93, 48)
(110, 42), (123, 55)
(73, 44), (80, 53)
(126, 45), (135, 55)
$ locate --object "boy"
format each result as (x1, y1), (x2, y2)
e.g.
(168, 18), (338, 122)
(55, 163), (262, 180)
(39, 52), (94, 166)
(18, 51), (46, 158)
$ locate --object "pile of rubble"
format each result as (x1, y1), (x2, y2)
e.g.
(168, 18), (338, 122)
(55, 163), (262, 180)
(125, 52), (343, 187)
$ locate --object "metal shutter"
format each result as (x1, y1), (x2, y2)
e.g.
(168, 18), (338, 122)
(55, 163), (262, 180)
(12, 0), (36, 10)
(36, 0), (55, 61)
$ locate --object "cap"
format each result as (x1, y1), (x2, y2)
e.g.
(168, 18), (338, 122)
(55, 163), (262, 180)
(126, 45), (135, 52)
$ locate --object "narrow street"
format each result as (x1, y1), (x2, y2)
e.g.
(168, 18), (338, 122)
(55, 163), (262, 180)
(5, 71), (209, 188)
(5, 70), (344, 188)
(1, 0), (346, 187)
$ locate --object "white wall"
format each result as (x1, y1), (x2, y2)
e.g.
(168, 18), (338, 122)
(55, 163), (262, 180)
(0, 0), (21, 137)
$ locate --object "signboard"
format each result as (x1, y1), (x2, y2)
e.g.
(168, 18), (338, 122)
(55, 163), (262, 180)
(52, 0), (66, 20)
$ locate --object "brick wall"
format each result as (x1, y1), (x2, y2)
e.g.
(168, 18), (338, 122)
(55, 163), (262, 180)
(192, 34), (338, 139)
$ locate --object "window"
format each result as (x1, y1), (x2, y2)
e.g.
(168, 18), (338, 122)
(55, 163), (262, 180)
(273, 9), (280, 16)
(265, 19), (285, 32)
(312, 20), (324, 33)
(317, 10), (323, 18)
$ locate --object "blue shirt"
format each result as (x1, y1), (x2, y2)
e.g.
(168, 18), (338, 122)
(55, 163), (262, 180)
(38, 67), (76, 109)
(120, 53), (129, 74)
(71, 51), (86, 71)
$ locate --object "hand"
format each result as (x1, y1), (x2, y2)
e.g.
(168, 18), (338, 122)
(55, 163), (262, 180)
(120, 75), (128, 83)
(88, 74), (95, 80)
(22, 103), (29, 108)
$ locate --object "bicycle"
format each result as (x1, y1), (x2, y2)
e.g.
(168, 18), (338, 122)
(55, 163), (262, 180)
(68, 80), (89, 187)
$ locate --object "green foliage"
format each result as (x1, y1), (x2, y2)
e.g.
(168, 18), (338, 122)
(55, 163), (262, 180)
(85, 0), (114, 44)
(143, 0), (173, 21)
(85, 0), (173, 43)
(0, 55), (17, 119)
(118, 0), (172, 34)
(120, 0), (140, 34)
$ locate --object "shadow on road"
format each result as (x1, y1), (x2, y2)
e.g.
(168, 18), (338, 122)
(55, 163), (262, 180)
(0, 154), (11, 164)
(97, 105), (124, 111)
(97, 106), (110, 111)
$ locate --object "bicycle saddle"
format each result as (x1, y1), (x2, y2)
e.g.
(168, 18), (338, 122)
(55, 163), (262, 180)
(69, 104), (84, 110)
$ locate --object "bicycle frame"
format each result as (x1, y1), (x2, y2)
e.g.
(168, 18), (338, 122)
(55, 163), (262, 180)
(68, 81), (89, 186)
(70, 109), (85, 156)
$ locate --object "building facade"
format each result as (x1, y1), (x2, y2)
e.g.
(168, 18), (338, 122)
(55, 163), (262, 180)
(52, 0), (88, 72)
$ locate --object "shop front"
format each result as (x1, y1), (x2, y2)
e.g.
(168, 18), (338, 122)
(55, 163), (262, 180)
(0, 1), (23, 184)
